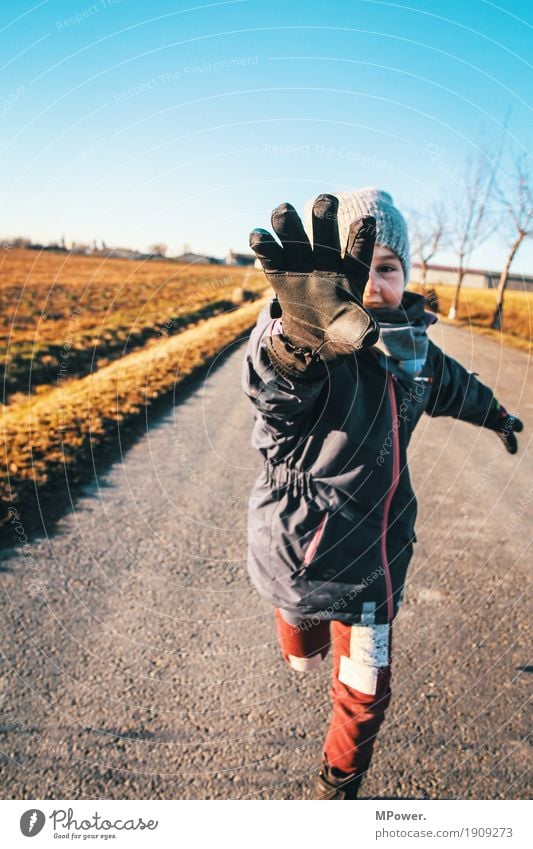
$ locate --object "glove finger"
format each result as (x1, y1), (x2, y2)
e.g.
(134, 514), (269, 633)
(503, 430), (518, 454)
(271, 202), (313, 271)
(343, 216), (376, 289)
(249, 228), (285, 271)
(311, 193), (342, 271)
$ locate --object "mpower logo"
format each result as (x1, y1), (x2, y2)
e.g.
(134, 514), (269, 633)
(20, 809), (46, 836)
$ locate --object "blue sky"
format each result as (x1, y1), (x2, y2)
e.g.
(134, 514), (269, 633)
(1, 0), (532, 273)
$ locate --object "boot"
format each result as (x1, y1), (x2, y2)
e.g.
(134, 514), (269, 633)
(315, 762), (365, 800)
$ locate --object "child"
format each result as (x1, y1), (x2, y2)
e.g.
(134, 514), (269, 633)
(241, 188), (523, 799)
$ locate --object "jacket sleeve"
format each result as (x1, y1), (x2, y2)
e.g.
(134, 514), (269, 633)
(425, 339), (496, 426)
(241, 303), (328, 422)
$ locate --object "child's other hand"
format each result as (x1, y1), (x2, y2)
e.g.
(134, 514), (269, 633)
(497, 411), (524, 454)
(485, 402), (524, 454)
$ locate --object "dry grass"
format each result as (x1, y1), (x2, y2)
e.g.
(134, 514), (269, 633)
(1, 248), (266, 400)
(1, 298), (267, 525)
(1, 247), (267, 532)
(409, 283), (533, 353)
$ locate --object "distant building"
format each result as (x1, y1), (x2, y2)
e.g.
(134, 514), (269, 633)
(104, 249), (145, 259)
(174, 251), (222, 265)
(71, 243), (93, 255)
(411, 262), (533, 292)
(226, 249), (255, 266)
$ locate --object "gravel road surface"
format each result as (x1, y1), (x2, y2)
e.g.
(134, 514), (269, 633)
(1, 322), (531, 800)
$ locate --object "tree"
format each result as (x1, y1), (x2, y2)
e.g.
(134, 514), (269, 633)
(448, 148), (500, 319)
(10, 236), (32, 249)
(491, 153), (533, 330)
(408, 201), (448, 291)
(150, 243), (167, 257)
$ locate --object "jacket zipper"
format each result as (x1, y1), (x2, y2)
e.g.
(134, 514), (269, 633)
(381, 373), (401, 622)
(303, 514), (328, 565)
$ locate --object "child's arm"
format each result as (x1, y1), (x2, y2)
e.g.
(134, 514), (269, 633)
(241, 301), (330, 421)
(425, 339), (524, 453)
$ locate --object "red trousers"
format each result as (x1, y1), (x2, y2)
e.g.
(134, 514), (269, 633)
(274, 608), (392, 778)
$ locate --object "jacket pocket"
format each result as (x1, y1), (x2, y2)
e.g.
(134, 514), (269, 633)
(301, 512), (329, 568)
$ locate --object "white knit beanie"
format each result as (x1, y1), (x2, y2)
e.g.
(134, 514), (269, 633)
(304, 187), (410, 283)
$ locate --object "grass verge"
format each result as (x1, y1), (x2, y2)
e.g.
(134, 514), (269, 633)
(408, 283), (532, 353)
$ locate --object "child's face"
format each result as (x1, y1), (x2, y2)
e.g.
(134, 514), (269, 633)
(362, 244), (405, 309)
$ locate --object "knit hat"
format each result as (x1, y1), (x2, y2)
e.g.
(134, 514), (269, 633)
(304, 187), (410, 283)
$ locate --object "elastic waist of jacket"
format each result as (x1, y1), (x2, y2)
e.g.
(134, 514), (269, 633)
(264, 460), (315, 498)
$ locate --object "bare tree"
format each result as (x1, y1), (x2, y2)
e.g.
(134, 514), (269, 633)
(447, 148), (502, 319)
(9, 236), (32, 249)
(490, 153), (533, 330)
(150, 242), (167, 257)
(409, 201), (448, 290)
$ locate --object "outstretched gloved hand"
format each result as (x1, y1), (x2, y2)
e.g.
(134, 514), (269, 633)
(484, 401), (524, 454)
(249, 194), (379, 379)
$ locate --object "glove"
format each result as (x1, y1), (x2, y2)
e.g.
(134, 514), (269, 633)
(249, 194), (379, 378)
(484, 400), (524, 454)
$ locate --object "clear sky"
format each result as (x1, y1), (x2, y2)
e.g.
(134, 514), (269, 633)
(1, 0), (532, 273)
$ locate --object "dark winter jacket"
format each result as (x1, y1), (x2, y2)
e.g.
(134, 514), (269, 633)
(241, 291), (497, 626)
